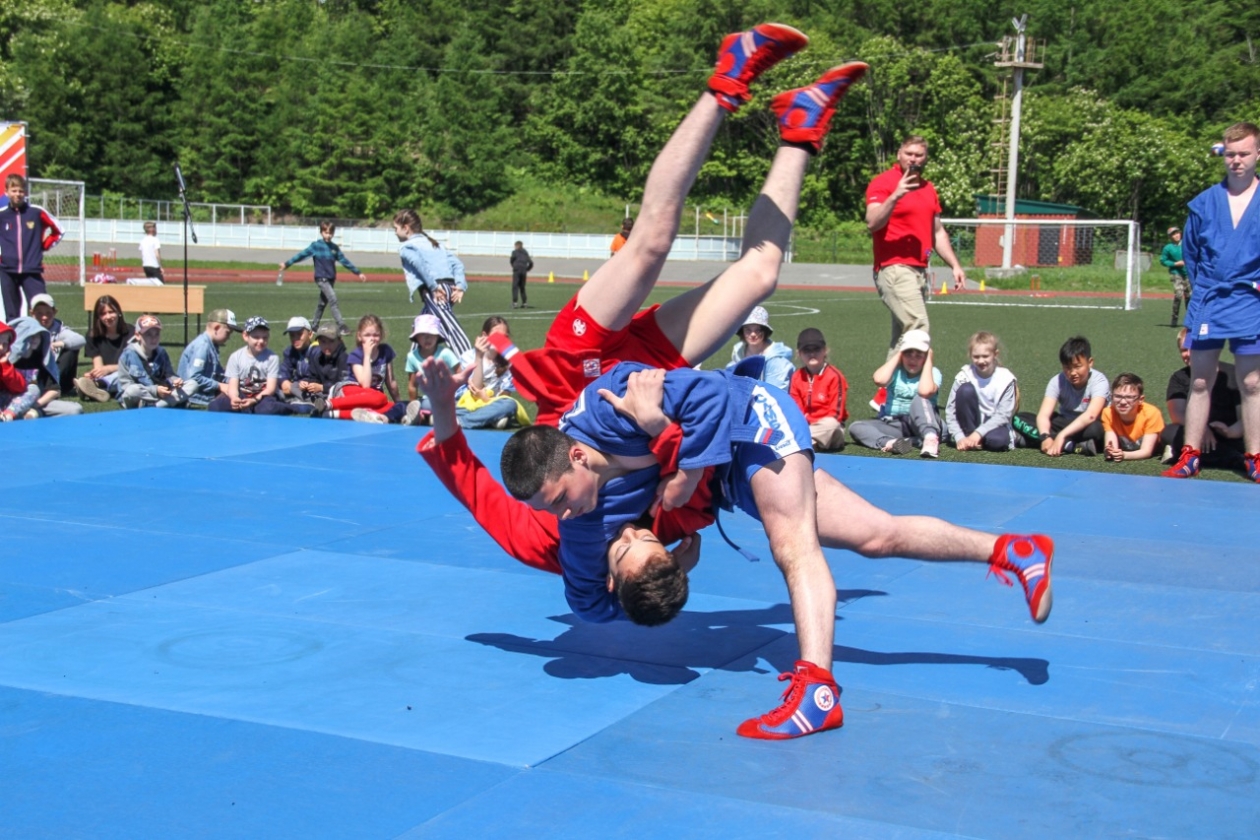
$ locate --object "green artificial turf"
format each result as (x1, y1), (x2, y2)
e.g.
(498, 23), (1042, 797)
(55, 276), (1245, 482)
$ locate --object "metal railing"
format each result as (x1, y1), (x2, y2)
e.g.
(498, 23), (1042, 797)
(81, 220), (742, 261)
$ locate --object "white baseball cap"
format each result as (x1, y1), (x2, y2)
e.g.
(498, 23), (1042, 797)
(900, 329), (932, 353)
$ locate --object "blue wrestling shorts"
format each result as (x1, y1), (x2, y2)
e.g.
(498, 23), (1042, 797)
(1184, 332), (1260, 356)
(723, 382), (814, 520)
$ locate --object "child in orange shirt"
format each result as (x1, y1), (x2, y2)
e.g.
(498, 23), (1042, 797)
(1103, 372), (1165, 461)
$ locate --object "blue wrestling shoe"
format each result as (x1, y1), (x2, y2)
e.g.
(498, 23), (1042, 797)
(709, 23), (809, 112)
(770, 62), (869, 154)
(737, 660), (844, 740)
(988, 534), (1054, 623)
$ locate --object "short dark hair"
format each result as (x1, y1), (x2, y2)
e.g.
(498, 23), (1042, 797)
(501, 425), (576, 500)
(1111, 372), (1144, 395)
(319, 220), (336, 234)
(617, 552), (688, 626)
(1059, 336), (1092, 365)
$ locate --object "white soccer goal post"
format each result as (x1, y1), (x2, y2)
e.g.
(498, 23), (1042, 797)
(931, 218), (1143, 311)
(28, 177), (86, 287)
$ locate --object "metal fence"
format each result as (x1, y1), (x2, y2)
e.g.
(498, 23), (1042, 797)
(82, 220), (742, 262)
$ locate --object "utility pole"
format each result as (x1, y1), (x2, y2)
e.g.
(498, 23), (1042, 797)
(994, 15), (1043, 269)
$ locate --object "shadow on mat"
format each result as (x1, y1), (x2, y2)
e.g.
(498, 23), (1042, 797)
(466, 588), (1050, 687)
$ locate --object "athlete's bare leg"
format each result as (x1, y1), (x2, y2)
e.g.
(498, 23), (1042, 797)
(656, 62), (868, 364)
(655, 145), (809, 363)
(751, 452), (836, 671)
(812, 468), (996, 560)
(575, 95), (726, 333)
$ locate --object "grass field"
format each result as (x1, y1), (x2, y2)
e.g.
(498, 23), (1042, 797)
(51, 274), (1245, 482)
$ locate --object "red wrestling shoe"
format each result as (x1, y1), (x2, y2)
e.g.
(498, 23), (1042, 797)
(736, 660), (844, 740)
(709, 23), (809, 112)
(1161, 446), (1201, 478)
(1245, 453), (1260, 483)
(988, 534), (1054, 623)
(770, 62), (869, 154)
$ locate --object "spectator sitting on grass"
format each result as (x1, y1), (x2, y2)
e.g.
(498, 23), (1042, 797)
(116, 315), (188, 409)
(788, 327), (847, 451)
(0, 321), (29, 421)
(29, 292), (84, 396)
(726, 306), (795, 391)
(5, 315), (82, 419)
(1161, 327), (1242, 467)
(1102, 373), (1164, 462)
(1014, 335), (1108, 457)
(327, 313), (406, 423)
(178, 308), (240, 407)
(404, 313), (461, 426)
(277, 316), (321, 416)
(306, 322), (349, 416)
(848, 328), (943, 458)
(75, 295), (130, 402)
(455, 316), (527, 430)
(945, 331), (1019, 452)
(207, 316), (291, 415)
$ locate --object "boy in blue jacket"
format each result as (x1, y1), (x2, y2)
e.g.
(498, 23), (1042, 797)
(280, 221), (366, 336)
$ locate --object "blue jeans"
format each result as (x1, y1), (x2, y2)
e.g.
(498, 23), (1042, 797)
(456, 398), (517, 429)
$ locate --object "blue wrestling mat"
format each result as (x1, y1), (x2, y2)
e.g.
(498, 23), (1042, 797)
(1, 411), (1257, 839)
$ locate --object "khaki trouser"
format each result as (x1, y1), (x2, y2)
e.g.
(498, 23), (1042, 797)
(809, 417), (846, 451)
(875, 264), (930, 357)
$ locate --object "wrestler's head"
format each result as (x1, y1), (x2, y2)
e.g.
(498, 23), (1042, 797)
(1221, 122), (1259, 183)
(607, 524), (688, 626)
(502, 425), (601, 520)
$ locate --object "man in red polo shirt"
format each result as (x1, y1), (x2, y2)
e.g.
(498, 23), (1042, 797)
(865, 136), (967, 358)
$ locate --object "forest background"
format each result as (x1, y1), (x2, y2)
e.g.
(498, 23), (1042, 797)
(1, 0), (1258, 238)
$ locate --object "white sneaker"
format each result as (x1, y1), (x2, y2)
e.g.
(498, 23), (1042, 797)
(1160, 444), (1175, 465)
(920, 435), (940, 459)
(403, 400), (422, 426)
(493, 415), (513, 430)
(351, 408), (389, 424)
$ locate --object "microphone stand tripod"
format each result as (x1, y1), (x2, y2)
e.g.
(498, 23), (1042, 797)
(174, 163), (198, 345)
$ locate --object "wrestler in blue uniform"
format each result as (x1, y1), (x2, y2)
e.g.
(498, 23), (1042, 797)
(1182, 178), (1260, 347)
(554, 361), (812, 623)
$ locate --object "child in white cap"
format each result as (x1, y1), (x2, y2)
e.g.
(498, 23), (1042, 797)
(848, 328), (944, 457)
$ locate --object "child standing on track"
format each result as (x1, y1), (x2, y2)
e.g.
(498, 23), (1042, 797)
(280, 221), (367, 336)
